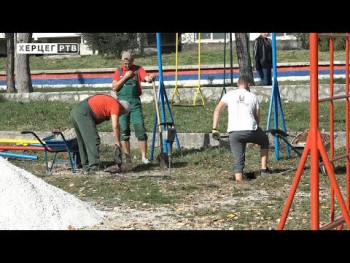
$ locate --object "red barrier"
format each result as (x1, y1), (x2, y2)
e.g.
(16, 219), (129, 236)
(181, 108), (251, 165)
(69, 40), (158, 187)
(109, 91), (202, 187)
(0, 145), (45, 151)
(278, 33), (350, 230)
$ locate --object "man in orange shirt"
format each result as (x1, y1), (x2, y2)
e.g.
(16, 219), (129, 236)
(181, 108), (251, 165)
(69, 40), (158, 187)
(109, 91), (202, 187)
(112, 51), (156, 164)
(70, 94), (130, 172)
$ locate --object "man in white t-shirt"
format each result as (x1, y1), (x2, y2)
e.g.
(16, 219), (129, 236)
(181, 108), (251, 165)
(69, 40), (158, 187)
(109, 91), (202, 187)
(212, 75), (272, 181)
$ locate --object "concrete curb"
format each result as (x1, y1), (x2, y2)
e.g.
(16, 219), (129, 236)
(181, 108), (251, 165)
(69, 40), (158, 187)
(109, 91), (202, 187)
(1, 84), (348, 103)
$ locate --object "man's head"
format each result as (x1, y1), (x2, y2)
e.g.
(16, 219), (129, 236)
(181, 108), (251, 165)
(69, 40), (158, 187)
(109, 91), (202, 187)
(260, 33), (269, 38)
(237, 75), (251, 91)
(121, 51), (134, 70)
(119, 100), (131, 115)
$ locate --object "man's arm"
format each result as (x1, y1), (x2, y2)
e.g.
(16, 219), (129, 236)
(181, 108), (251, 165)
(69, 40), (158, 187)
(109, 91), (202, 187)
(212, 101), (227, 130)
(253, 39), (259, 71)
(112, 70), (134, 92)
(138, 66), (156, 83)
(254, 108), (260, 126)
(144, 74), (156, 83)
(111, 114), (121, 147)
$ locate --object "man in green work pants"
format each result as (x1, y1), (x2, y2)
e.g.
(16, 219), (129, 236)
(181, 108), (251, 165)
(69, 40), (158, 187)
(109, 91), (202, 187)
(112, 51), (156, 164)
(70, 94), (130, 173)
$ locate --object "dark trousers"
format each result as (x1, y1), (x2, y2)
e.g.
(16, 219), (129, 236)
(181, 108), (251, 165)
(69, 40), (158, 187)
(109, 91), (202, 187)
(70, 100), (101, 171)
(258, 67), (272, 85)
(228, 127), (269, 174)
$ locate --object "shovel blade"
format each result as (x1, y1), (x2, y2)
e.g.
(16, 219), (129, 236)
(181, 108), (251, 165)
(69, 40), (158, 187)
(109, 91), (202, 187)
(156, 153), (169, 169)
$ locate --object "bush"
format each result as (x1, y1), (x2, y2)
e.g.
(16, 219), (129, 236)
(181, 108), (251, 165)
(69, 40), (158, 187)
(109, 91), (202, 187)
(294, 33), (347, 51)
(82, 33), (146, 57)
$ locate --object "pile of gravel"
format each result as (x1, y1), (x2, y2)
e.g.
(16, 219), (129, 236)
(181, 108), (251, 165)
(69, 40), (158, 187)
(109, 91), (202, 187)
(0, 157), (104, 230)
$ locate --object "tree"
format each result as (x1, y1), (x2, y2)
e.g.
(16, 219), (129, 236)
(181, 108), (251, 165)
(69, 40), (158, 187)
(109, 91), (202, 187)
(235, 33), (255, 85)
(15, 33), (33, 93)
(81, 33), (144, 57)
(5, 33), (15, 93)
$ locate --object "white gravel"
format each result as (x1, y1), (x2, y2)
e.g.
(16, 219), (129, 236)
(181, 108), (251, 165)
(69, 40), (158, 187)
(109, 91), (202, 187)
(0, 157), (104, 230)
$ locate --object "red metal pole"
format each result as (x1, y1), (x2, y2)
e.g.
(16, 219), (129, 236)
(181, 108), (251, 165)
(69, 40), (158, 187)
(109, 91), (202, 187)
(277, 144), (310, 230)
(346, 37), (350, 210)
(329, 37), (335, 222)
(318, 131), (350, 228)
(309, 33), (320, 230)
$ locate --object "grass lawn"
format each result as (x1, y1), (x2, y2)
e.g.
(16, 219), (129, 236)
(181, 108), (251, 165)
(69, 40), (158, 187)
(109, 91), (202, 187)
(8, 141), (348, 230)
(0, 99), (346, 133)
(2, 97), (348, 230)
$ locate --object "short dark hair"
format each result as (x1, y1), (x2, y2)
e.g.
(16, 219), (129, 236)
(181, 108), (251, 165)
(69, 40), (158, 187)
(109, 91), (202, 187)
(237, 75), (250, 87)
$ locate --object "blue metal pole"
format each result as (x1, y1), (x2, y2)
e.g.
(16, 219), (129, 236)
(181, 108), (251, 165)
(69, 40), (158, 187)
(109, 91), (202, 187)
(162, 84), (181, 151)
(266, 89), (274, 132)
(272, 34), (290, 157)
(0, 152), (38, 160)
(277, 89), (291, 157)
(272, 33), (280, 160)
(156, 33), (168, 153)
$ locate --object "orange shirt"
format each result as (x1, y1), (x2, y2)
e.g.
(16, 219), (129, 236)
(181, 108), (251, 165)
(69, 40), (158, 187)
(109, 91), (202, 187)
(112, 64), (149, 95)
(88, 95), (121, 120)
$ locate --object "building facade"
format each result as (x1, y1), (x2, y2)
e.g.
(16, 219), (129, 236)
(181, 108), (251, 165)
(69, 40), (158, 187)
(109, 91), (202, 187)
(0, 33), (299, 56)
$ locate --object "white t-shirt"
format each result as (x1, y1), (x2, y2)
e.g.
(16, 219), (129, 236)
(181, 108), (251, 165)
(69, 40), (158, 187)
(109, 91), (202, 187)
(221, 88), (259, 132)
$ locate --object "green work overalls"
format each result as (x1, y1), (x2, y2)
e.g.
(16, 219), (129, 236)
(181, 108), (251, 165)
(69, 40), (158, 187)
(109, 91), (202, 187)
(117, 66), (148, 141)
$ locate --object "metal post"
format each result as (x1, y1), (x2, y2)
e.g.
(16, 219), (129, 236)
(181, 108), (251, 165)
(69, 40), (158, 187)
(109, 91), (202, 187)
(150, 33), (181, 160)
(309, 33), (320, 229)
(229, 33), (233, 86)
(221, 32), (227, 99)
(266, 33), (290, 160)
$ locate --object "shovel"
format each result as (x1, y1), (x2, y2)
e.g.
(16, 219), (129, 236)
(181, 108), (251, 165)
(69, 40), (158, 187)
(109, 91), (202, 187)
(152, 82), (168, 169)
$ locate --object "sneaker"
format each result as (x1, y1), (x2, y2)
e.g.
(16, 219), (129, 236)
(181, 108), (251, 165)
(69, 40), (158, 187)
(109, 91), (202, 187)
(260, 167), (273, 175)
(142, 158), (150, 164)
(125, 156), (132, 164)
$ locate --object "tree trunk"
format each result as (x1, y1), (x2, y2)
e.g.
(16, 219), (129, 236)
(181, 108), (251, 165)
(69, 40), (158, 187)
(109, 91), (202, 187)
(138, 33), (145, 55)
(5, 33), (15, 93)
(235, 33), (255, 85)
(15, 33), (33, 93)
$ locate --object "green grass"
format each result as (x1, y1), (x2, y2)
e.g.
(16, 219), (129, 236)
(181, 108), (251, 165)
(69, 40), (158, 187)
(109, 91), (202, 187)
(9, 143), (349, 229)
(0, 100), (346, 133)
(0, 49), (346, 71)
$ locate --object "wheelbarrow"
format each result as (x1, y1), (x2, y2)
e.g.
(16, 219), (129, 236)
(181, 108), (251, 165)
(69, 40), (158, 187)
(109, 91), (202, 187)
(21, 130), (80, 173)
(266, 129), (327, 175)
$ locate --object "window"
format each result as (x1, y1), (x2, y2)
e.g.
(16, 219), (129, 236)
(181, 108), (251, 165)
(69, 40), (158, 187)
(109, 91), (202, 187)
(195, 33), (227, 41)
(213, 33), (226, 39)
(196, 33), (211, 40)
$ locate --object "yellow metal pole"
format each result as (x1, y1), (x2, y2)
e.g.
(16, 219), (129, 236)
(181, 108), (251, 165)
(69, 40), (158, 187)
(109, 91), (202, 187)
(171, 33), (181, 104)
(0, 138), (41, 146)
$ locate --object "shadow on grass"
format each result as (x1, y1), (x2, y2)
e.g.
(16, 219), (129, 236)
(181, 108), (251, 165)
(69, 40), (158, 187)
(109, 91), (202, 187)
(334, 165), (346, 174)
(101, 160), (189, 173)
(173, 144), (231, 158)
(244, 171), (258, 180)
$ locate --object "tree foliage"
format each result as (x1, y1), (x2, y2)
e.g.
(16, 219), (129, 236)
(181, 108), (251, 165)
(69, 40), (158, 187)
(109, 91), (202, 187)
(294, 33), (346, 51)
(81, 33), (143, 57)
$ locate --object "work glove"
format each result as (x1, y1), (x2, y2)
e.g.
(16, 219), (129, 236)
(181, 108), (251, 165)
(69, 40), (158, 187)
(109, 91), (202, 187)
(212, 129), (221, 141)
(115, 145), (123, 168)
